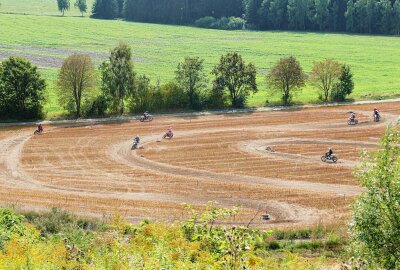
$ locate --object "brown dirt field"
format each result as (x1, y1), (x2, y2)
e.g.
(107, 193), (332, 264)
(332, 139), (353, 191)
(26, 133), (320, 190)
(0, 102), (398, 228)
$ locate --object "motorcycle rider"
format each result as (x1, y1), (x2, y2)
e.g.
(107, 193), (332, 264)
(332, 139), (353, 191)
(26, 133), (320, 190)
(37, 123), (44, 133)
(143, 111), (150, 120)
(134, 135), (140, 144)
(349, 112), (356, 122)
(373, 107), (380, 119)
(132, 135), (140, 149)
(325, 148), (333, 159)
(164, 128), (173, 138)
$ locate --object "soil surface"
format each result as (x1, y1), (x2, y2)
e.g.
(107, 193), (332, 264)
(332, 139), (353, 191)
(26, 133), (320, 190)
(0, 102), (398, 228)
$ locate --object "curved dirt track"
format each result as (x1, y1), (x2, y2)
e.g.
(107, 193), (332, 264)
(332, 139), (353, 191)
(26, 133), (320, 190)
(0, 102), (399, 228)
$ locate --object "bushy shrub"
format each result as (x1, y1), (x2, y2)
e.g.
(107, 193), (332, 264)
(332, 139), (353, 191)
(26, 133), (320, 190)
(0, 209), (25, 249)
(84, 95), (108, 117)
(195, 16), (217, 28)
(195, 16), (244, 30)
(160, 82), (188, 110)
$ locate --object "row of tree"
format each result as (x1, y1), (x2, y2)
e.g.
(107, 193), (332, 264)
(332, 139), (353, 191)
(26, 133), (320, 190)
(246, 0), (400, 34)
(109, 0), (400, 35)
(0, 44), (354, 120)
(56, 0), (400, 34)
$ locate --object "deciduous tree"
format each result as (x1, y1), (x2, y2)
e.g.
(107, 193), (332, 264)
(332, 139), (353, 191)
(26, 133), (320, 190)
(57, 54), (96, 118)
(175, 57), (207, 110)
(212, 52), (257, 108)
(57, 0), (70, 16)
(351, 124), (400, 270)
(74, 0), (87, 16)
(310, 59), (342, 103)
(0, 57), (46, 119)
(266, 56), (306, 105)
(100, 42), (135, 114)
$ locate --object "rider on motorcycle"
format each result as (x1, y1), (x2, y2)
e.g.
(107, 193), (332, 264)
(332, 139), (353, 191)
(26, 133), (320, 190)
(143, 111), (150, 120)
(373, 107), (380, 118)
(133, 135), (140, 144)
(325, 148), (333, 159)
(37, 123), (44, 133)
(349, 112), (356, 122)
(165, 128), (173, 138)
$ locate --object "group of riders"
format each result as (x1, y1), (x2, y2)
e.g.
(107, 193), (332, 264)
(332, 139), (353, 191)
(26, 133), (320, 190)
(34, 107), (382, 161)
(324, 107), (381, 163)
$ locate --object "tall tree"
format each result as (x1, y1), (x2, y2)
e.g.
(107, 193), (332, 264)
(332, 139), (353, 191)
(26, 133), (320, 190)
(57, 54), (96, 118)
(330, 64), (354, 102)
(314, 0), (330, 31)
(394, 0), (400, 35)
(74, 0), (87, 16)
(212, 52), (257, 108)
(345, 0), (356, 32)
(351, 124), (400, 270)
(92, 0), (118, 19)
(0, 57), (46, 119)
(310, 59), (342, 103)
(355, 0), (379, 33)
(128, 75), (155, 113)
(379, 0), (394, 34)
(266, 56), (306, 105)
(100, 42), (136, 114)
(287, 0), (309, 30)
(175, 57), (207, 110)
(269, 0), (288, 29)
(245, 0), (263, 26)
(57, 0), (70, 16)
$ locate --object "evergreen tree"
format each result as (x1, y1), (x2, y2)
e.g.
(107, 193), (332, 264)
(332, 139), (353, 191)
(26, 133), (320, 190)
(269, 0), (288, 29)
(394, 0), (400, 35)
(92, 0), (118, 19)
(345, 0), (356, 32)
(314, 0), (330, 31)
(331, 64), (354, 102)
(245, 0), (263, 26)
(379, 0), (394, 34)
(287, 0), (309, 30)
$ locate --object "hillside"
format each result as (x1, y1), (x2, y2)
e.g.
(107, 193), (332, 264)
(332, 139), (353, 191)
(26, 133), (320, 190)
(0, 2), (400, 116)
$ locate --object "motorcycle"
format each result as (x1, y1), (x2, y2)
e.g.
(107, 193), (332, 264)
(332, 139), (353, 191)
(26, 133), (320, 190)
(347, 118), (358, 125)
(131, 142), (138, 150)
(131, 138), (140, 150)
(163, 131), (174, 139)
(34, 129), (43, 135)
(321, 154), (338, 163)
(140, 115), (153, 122)
(373, 113), (380, 122)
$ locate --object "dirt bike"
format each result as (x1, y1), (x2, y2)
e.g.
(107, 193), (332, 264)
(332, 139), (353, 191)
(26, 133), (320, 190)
(131, 138), (140, 150)
(373, 113), (380, 122)
(34, 129), (43, 135)
(321, 154), (338, 163)
(347, 118), (358, 125)
(140, 115), (153, 122)
(131, 142), (138, 150)
(163, 132), (173, 139)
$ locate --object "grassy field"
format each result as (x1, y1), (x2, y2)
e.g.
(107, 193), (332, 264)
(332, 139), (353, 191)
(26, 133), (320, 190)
(0, 0), (95, 16)
(1, 6), (400, 116)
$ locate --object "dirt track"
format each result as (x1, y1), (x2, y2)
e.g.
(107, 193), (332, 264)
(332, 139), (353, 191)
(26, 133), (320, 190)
(0, 102), (399, 228)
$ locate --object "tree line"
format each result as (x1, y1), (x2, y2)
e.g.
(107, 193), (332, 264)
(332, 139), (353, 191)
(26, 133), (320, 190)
(56, 0), (400, 35)
(0, 43), (354, 120)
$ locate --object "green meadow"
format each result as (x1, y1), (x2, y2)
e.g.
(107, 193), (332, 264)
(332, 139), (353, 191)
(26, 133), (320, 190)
(0, 8), (400, 116)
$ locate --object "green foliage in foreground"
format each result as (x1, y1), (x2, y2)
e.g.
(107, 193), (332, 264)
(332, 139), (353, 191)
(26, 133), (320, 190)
(0, 204), (347, 269)
(351, 124), (400, 270)
(0, 13), (400, 116)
